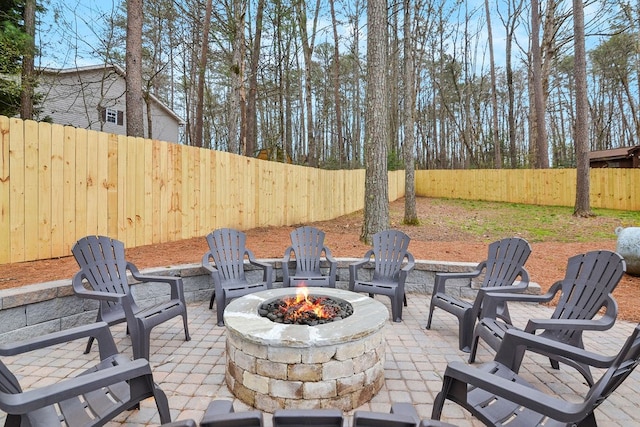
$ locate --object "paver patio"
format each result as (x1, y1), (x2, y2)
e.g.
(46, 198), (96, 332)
(2, 293), (638, 426)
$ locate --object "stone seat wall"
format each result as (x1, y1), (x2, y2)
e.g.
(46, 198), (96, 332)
(0, 259), (539, 343)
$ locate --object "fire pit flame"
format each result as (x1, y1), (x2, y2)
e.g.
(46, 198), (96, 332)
(259, 285), (353, 325)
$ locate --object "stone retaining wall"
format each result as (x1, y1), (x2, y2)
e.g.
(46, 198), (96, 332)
(0, 258), (538, 343)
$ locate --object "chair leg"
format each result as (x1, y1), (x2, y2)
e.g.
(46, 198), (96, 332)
(84, 336), (95, 354)
(391, 295), (402, 322)
(468, 333), (480, 363)
(216, 291), (226, 327)
(182, 312), (191, 341)
(426, 299), (435, 329)
(209, 291), (216, 310)
(458, 310), (473, 352)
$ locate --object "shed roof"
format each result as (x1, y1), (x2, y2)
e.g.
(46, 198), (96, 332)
(588, 145), (640, 161)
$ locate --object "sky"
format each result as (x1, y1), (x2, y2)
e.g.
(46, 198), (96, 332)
(38, 0), (613, 71)
(38, 0), (117, 68)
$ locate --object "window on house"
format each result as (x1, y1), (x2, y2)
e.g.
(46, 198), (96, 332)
(100, 107), (124, 126)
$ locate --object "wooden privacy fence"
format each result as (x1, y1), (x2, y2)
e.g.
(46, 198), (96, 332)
(3, 116), (638, 266)
(0, 116), (405, 265)
(415, 169), (639, 211)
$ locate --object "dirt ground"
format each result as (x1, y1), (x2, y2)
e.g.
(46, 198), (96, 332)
(1, 197), (638, 322)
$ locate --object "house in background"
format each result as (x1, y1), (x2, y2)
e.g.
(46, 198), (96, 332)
(36, 64), (183, 144)
(589, 145), (640, 168)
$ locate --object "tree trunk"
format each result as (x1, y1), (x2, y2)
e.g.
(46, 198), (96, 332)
(361, 0), (389, 244)
(126, 0), (145, 138)
(194, 0), (213, 148)
(485, 0), (501, 168)
(573, 0), (591, 217)
(531, 0), (548, 168)
(329, 0), (345, 166)
(228, 0), (246, 155)
(296, 0), (320, 167)
(403, 0), (417, 225)
(245, 0), (265, 157)
(19, 0), (35, 120)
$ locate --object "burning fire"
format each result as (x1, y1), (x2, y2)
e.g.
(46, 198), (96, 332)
(276, 286), (337, 323)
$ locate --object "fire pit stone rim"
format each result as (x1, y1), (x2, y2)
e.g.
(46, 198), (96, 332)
(223, 287), (388, 347)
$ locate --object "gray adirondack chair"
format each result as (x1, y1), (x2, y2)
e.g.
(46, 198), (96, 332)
(432, 324), (640, 427)
(354, 402), (458, 427)
(426, 237), (531, 352)
(201, 400), (456, 427)
(0, 321), (172, 426)
(273, 409), (343, 426)
(202, 228), (273, 326)
(349, 230), (415, 322)
(282, 226), (337, 288)
(200, 400), (263, 427)
(72, 235), (190, 360)
(469, 250), (625, 386)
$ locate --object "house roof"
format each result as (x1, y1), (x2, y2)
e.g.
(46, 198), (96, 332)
(589, 145), (640, 161)
(39, 64), (184, 125)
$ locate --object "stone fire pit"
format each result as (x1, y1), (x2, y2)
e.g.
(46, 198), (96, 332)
(223, 287), (388, 412)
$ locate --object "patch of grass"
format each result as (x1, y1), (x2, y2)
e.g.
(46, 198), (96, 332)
(431, 199), (638, 243)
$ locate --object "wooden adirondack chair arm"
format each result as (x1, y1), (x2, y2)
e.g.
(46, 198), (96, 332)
(0, 322), (118, 359)
(0, 358), (152, 414)
(438, 361), (585, 422)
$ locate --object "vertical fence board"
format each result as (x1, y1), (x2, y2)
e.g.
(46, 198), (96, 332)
(198, 149), (214, 236)
(116, 135), (127, 243)
(133, 137), (145, 245)
(50, 124), (64, 257)
(96, 131), (109, 236)
(106, 133), (119, 239)
(74, 128), (88, 242)
(85, 130), (99, 237)
(23, 120), (39, 261)
(199, 146), (209, 236)
(0, 117), (10, 263)
(8, 119), (25, 262)
(152, 140), (163, 243)
(62, 126), (76, 254)
(37, 122), (52, 259)
(166, 142), (177, 240)
(212, 150), (227, 228)
(143, 138), (153, 245)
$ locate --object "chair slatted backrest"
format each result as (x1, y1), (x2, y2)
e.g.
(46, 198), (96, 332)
(549, 250), (625, 342)
(587, 324), (640, 412)
(290, 226), (326, 275)
(482, 238), (532, 288)
(206, 228), (249, 282)
(72, 236), (131, 309)
(371, 230), (411, 281)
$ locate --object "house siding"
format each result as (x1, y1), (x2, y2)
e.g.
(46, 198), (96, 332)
(36, 66), (181, 143)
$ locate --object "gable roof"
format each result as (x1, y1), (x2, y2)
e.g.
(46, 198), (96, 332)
(39, 64), (184, 125)
(589, 145), (640, 161)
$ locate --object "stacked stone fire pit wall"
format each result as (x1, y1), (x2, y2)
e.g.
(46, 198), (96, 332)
(223, 288), (389, 412)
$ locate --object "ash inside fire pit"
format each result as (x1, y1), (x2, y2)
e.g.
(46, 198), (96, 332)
(258, 293), (353, 326)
